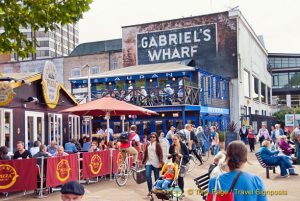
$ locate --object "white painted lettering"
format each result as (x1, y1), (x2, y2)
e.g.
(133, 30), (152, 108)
(149, 36), (158, 47)
(194, 30), (201, 42)
(169, 34), (177, 45)
(115, 77), (120, 81)
(184, 32), (192, 43)
(141, 37), (148, 48)
(178, 32), (183, 44)
(162, 48), (171, 60)
(152, 74), (159, 78)
(191, 45), (198, 56)
(181, 47), (190, 58)
(159, 35), (167, 46)
(166, 73), (173, 77)
(171, 48), (180, 59)
(148, 50), (161, 61)
(203, 29), (211, 41)
(139, 75), (145, 79)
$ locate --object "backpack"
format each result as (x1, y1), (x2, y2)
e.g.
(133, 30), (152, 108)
(177, 130), (187, 142)
(119, 132), (130, 143)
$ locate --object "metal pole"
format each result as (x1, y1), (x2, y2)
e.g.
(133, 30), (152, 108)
(106, 112), (110, 142)
(87, 65), (91, 102)
(78, 152), (81, 183)
(121, 115), (125, 132)
(40, 156), (44, 197)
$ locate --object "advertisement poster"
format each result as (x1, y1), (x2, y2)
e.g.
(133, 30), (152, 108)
(252, 121), (257, 134)
(285, 114), (295, 127)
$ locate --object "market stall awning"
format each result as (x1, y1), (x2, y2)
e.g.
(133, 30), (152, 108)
(60, 96), (158, 116)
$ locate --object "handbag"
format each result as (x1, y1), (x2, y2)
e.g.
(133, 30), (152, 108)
(135, 168), (147, 184)
(206, 171), (242, 201)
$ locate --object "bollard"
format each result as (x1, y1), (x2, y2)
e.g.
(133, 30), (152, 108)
(110, 149), (114, 181)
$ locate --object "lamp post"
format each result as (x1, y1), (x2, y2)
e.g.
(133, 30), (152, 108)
(82, 64), (91, 102)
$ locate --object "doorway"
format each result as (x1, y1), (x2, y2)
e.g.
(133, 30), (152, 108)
(0, 109), (13, 153)
(25, 111), (45, 149)
(48, 113), (63, 146)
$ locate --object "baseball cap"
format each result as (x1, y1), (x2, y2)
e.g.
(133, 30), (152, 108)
(61, 181), (85, 196)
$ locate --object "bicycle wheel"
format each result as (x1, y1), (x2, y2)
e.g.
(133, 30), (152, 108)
(115, 162), (129, 186)
(200, 147), (210, 162)
(186, 154), (196, 173)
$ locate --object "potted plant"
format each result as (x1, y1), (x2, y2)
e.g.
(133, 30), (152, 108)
(218, 131), (225, 150)
(225, 121), (238, 149)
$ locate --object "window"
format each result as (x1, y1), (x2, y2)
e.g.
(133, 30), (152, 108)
(3, 67), (13, 74)
(36, 50), (49, 57)
(267, 87), (271, 105)
(252, 76), (259, 102)
(290, 72), (300, 88)
(37, 41), (49, 47)
(71, 67), (81, 77)
(243, 70), (250, 97)
(261, 82), (266, 103)
(112, 61), (119, 70)
(255, 110), (259, 115)
(90, 66), (100, 74)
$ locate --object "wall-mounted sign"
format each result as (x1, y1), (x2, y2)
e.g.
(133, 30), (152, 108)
(137, 24), (217, 64)
(0, 81), (15, 106)
(285, 114), (294, 127)
(201, 106), (229, 115)
(41, 61), (60, 109)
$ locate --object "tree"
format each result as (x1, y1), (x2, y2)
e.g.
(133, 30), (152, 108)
(0, 0), (93, 58)
(274, 107), (300, 125)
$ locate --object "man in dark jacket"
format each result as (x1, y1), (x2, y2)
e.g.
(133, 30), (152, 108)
(239, 124), (249, 144)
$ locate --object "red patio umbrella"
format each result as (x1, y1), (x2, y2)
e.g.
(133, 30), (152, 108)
(60, 96), (158, 140)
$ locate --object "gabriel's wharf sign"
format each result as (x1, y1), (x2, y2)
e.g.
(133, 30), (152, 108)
(137, 24), (216, 64)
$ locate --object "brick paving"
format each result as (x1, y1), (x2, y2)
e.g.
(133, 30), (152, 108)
(2, 145), (299, 201)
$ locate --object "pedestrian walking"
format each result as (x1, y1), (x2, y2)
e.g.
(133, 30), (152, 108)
(142, 132), (163, 197)
(239, 124), (248, 144)
(248, 125), (256, 152)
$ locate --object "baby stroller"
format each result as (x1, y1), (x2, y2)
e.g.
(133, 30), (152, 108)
(150, 156), (183, 201)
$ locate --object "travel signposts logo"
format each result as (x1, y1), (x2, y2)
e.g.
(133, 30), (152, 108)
(56, 159), (71, 182)
(0, 164), (19, 190)
(89, 154), (103, 175)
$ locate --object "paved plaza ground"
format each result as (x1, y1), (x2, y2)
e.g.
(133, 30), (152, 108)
(1, 146), (299, 201)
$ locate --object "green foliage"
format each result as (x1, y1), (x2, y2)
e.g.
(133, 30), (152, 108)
(273, 107), (300, 124)
(218, 131), (225, 142)
(0, 0), (93, 58)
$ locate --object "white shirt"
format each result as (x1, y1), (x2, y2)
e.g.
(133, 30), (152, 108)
(97, 129), (105, 135)
(140, 89), (147, 97)
(105, 128), (114, 135)
(30, 147), (39, 156)
(166, 130), (174, 139)
(146, 141), (160, 168)
(159, 138), (170, 163)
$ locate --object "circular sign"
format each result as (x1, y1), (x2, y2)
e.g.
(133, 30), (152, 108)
(56, 159), (71, 182)
(0, 164), (19, 189)
(41, 61), (60, 109)
(0, 81), (15, 106)
(89, 154), (103, 175)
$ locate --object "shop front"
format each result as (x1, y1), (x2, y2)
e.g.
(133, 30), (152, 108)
(0, 61), (78, 153)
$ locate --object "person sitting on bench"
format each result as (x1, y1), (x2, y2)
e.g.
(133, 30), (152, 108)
(259, 140), (298, 178)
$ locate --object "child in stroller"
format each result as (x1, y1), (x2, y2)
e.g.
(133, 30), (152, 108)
(153, 162), (178, 193)
(150, 157), (183, 201)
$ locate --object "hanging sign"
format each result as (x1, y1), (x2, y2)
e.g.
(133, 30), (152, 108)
(0, 81), (15, 106)
(41, 61), (60, 109)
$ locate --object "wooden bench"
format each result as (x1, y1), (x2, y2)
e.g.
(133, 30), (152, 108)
(255, 152), (277, 179)
(194, 172), (210, 200)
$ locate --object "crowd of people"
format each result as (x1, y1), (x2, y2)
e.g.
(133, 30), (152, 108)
(1, 121), (299, 200)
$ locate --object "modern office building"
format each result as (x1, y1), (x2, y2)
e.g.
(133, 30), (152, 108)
(269, 53), (300, 110)
(0, 23), (79, 64)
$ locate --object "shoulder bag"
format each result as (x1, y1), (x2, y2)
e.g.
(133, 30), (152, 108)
(206, 171), (242, 201)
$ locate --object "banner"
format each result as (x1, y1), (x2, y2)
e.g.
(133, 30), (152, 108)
(82, 150), (110, 179)
(46, 154), (78, 187)
(0, 159), (37, 192)
(112, 150), (124, 173)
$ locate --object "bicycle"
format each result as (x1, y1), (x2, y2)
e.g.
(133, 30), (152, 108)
(196, 144), (210, 162)
(186, 154), (197, 173)
(115, 150), (142, 187)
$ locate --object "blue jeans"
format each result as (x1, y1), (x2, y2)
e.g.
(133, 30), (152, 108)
(241, 137), (248, 144)
(146, 164), (160, 192)
(295, 140), (300, 164)
(155, 179), (172, 190)
(278, 155), (293, 176)
(212, 144), (219, 156)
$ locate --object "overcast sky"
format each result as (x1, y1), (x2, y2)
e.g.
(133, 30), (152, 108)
(79, 0), (300, 53)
